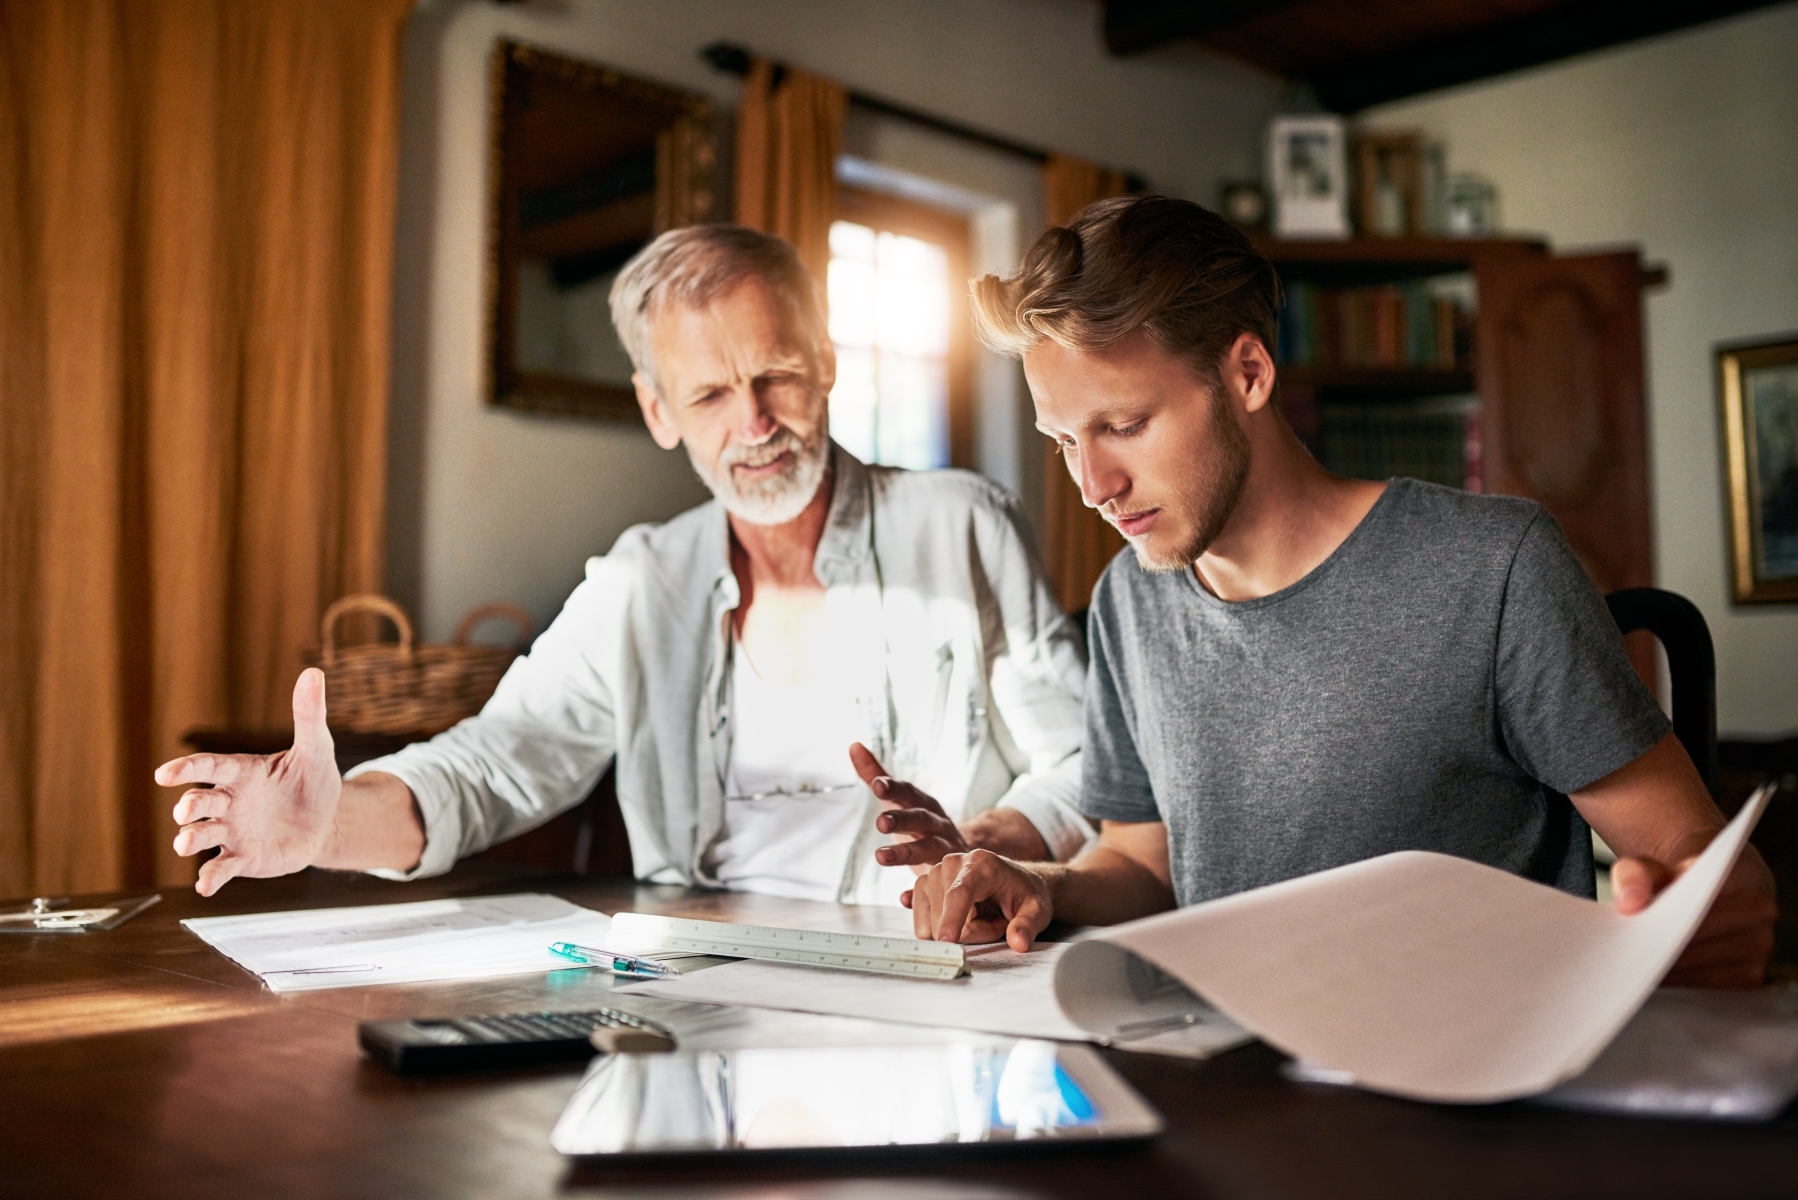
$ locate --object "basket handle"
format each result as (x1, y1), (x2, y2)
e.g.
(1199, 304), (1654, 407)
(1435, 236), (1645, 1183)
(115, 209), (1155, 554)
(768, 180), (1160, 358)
(452, 602), (534, 649)
(320, 594), (415, 668)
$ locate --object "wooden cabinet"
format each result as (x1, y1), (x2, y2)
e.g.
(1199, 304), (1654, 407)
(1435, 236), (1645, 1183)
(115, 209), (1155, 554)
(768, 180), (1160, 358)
(1476, 249), (1654, 594)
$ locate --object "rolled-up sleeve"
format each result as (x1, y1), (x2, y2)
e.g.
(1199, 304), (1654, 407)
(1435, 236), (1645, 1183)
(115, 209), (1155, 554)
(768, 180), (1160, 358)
(979, 498), (1096, 862)
(349, 562), (623, 880)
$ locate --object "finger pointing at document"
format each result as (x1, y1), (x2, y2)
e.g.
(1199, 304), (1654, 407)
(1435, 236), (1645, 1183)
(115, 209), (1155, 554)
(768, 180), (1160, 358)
(850, 742), (970, 872)
(909, 849), (1054, 953)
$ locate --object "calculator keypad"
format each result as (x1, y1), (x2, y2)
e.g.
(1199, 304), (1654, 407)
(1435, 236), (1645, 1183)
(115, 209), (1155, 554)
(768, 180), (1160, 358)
(446, 1008), (666, 1043)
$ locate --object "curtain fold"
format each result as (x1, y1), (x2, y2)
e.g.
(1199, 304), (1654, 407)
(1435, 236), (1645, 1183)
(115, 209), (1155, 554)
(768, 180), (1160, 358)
(1039, 155), (1135, 614)
(0, 0), (408, 894)
(732, 58), (847, 288)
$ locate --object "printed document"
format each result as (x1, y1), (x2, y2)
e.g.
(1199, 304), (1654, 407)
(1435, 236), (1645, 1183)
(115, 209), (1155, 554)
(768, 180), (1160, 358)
(621, 940), (1251, 1060)
(1054, 784), (1775, 1103)
(182, 893), (613, 993)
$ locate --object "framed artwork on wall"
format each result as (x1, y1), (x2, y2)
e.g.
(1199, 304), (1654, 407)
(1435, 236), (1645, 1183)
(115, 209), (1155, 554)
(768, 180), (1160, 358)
(486, 41), (718, 420)
(1718, 335), (1798, 603)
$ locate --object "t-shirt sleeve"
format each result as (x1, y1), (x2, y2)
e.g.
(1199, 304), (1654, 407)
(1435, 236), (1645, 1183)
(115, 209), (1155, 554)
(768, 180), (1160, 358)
(1494, 511), (1672, 794)
(1079, 591), (1162, 824)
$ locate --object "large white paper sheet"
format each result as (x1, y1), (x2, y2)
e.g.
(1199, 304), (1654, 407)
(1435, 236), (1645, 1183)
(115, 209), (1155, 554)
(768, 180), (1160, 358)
(1054, 784), (1775, 1104)
(620, 940), (1250, 1060)
(181, 893), (613, 993)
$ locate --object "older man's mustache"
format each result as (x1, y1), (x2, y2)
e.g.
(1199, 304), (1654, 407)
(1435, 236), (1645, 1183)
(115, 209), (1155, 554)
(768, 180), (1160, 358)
(721, 429), (804, 471)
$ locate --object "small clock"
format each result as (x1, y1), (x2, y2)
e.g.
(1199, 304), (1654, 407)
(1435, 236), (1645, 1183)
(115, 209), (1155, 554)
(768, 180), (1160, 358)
(1220, 181), (1269, 230)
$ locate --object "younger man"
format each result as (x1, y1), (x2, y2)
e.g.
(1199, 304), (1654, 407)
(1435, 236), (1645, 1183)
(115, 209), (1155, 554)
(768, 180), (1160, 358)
(898, 196), (1774, 987)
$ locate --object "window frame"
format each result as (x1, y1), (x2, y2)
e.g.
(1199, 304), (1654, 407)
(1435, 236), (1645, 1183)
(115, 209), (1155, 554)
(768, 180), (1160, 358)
(832, 186), (975, 470)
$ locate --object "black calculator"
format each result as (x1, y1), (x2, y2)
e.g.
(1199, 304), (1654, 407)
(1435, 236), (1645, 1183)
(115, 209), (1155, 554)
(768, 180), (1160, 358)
(358, 1007), (676, 1074)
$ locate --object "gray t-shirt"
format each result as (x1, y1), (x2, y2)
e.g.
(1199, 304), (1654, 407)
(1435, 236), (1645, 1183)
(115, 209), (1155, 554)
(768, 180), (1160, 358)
(1081, 478), (1670, 905)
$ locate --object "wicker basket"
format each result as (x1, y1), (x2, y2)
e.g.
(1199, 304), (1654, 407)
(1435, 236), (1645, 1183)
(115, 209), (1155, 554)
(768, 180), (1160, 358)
(305, 594), (534, 736)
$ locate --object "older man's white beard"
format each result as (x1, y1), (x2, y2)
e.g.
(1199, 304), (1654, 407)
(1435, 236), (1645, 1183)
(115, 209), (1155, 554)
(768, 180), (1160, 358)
(688, 425), (831, 526)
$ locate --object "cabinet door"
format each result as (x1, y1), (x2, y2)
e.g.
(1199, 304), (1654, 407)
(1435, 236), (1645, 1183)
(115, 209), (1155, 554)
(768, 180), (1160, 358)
(1476, 251), (1653, 595)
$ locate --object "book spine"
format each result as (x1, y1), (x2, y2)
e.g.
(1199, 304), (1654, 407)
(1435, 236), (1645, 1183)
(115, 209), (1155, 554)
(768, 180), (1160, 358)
(1434, 298), (1456, 369)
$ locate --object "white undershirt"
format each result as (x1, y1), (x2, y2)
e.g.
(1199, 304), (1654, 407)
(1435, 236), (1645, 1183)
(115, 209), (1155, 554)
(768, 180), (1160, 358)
(706, 613), (879, 902)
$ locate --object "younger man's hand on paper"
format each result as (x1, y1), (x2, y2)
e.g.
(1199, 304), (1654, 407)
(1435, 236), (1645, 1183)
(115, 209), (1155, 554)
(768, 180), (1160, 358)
(155, 668), (342, 896)
(905, 849), (1053, 952)
(1612, 842), (1776, 989)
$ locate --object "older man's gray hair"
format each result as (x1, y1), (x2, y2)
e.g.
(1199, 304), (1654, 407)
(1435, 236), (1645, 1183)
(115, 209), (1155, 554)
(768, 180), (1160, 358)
(608, 224), (829, 396)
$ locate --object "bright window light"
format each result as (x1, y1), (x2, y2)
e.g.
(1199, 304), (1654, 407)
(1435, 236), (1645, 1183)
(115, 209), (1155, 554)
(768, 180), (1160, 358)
(827, 219), (951, 469)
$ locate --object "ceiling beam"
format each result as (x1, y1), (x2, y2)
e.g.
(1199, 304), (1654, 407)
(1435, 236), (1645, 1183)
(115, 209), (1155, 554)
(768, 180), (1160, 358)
(1102, 0), (1301, 57)
(1310, 0), (1787, 112)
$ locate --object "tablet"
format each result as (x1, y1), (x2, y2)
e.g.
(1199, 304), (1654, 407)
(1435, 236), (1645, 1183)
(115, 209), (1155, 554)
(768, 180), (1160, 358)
(550, 1038), (1164, 1159)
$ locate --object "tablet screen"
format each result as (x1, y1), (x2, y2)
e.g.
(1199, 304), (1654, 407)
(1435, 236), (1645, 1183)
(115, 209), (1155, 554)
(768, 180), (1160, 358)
(551, 1039), (1162, 1156)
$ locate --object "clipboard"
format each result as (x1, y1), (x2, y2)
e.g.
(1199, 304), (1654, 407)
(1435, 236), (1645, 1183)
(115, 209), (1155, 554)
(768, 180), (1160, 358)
(0, 893), (161, 932)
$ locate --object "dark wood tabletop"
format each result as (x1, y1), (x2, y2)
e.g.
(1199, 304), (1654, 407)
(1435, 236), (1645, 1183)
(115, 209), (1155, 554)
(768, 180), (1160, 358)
(4, 865), (1795, 1200)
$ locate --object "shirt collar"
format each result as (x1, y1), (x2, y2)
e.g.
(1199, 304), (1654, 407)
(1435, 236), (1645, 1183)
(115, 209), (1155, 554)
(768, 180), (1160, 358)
(705, 441), (873, 603)
(813, 442), (873, 582)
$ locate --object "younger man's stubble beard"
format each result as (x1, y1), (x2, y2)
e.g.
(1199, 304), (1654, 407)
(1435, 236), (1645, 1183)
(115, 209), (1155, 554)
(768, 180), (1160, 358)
(1125, 387), (1252, 574)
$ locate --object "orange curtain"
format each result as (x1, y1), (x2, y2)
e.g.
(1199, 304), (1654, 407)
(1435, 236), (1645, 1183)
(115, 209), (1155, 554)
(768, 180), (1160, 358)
(733, 58), (847, 288)
(1039, 155), (1134, 614)
(0, 0), (408, 895)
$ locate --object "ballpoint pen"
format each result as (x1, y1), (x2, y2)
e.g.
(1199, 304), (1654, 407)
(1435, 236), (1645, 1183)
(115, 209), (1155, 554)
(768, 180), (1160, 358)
(548, 941), (680, 978)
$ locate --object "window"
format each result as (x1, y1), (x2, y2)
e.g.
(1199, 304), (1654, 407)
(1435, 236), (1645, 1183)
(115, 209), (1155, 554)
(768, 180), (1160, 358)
(825, 190), (970, 470)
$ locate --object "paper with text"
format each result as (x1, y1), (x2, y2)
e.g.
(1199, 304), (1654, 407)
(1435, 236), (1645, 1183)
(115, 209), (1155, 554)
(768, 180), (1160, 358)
(181, 893), (613, 993)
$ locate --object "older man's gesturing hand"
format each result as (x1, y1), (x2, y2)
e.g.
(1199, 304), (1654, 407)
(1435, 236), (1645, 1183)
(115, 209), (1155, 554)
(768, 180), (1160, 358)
(156, 668), (342, 896)
(851, 742), (970, 872)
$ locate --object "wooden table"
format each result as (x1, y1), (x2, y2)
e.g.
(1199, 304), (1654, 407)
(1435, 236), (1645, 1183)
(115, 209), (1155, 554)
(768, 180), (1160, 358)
(4, 866), (1795, 1200)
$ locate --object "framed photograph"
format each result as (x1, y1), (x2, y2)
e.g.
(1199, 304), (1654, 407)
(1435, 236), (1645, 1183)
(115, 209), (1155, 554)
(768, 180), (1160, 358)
(1718, 335), (1798, 603)
(1268, 115), (1348, 240)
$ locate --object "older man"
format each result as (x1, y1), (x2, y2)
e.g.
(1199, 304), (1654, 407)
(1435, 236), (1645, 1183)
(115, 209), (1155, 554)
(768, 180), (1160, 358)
(157, 225), (1090, 903)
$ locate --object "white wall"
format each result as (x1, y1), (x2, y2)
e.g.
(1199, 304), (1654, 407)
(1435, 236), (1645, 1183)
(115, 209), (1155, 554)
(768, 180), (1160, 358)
(1363, 5), (1798, 736)
(388, 0), (1282, 642)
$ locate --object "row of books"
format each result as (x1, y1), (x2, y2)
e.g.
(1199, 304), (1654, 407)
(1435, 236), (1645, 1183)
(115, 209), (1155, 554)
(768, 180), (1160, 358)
(1314, 399), (1480, 492)
(1278, 280), (1469, 371)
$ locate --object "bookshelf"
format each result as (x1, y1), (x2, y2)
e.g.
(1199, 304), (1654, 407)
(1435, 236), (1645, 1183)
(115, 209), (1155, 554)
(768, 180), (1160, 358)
(1255, 235), (1660, 610)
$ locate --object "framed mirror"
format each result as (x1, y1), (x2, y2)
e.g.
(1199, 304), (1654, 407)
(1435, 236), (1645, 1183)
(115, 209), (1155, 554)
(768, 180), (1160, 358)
(488, 42), (718, 419)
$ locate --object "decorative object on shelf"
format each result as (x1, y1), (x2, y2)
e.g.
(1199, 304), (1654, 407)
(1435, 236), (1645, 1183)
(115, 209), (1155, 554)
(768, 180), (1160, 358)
(1718, 336), (1798, 603)
(1441, 172), (1499, 236)
(1219, 180), (1268, 230)
(1268, 115), (1349, 239)
(1353, 130), (1424, 238)
(305, 595), (536, 735)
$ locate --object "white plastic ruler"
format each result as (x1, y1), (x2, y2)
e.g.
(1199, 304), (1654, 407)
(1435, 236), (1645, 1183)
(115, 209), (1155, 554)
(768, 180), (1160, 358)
(608, 912), (968, 980)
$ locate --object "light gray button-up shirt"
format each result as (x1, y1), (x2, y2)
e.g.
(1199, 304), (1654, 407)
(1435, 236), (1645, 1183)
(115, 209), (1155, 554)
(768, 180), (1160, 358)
(351, 447), (1092, 902)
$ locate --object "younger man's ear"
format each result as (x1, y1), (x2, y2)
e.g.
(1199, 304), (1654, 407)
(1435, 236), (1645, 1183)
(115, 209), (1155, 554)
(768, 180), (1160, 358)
(634, 373), (683, 450)
(1230, 332), (1277, 414)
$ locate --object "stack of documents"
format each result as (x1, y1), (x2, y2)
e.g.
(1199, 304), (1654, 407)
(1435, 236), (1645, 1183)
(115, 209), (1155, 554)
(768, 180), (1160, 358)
(630, 785), (1777, 1105)
(182, 894), (614, 993)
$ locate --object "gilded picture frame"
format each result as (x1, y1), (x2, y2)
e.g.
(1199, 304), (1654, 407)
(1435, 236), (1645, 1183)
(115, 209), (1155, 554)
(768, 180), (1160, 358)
(486, 41), (718, 420)
(1718, 335), (1798, 603)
